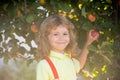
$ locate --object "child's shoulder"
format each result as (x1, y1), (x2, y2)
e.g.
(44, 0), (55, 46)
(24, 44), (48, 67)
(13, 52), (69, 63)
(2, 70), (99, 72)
(37, 58), (48, 66)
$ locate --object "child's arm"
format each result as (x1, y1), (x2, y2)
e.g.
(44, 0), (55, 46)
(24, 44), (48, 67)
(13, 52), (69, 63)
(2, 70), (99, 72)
(78, 30), (99, 69)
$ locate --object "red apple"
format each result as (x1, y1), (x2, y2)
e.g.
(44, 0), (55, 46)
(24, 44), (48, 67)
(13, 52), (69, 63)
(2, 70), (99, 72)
(91, 30), (99, 37)
(88, 14), (96, 22)
(31, 24), (38, 32)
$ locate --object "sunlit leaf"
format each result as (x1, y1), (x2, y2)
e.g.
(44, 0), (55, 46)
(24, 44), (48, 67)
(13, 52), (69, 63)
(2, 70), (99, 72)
(101, 65), (107, 73)
(104, 5), (108, 10)
(90, 0), (93, 2)
(58, 9), (62, 13)
(99, 31), (104, 35)
(78, 3), (83, 9)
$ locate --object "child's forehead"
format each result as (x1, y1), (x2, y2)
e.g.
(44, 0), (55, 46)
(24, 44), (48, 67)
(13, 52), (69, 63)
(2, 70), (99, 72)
(51, 24), (69, 29)
(49, 25), (69, 31)
(47, 25), (69, 34)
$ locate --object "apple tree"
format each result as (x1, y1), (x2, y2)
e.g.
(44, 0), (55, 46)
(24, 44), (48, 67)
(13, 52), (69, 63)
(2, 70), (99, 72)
(0, 0), (120, 80)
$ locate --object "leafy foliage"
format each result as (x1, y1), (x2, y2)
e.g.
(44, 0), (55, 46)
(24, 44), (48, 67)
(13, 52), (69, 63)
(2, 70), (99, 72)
(0, 0), (120, 80)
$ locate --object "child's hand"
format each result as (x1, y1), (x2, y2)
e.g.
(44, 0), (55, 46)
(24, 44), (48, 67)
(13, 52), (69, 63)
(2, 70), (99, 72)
(86, 30), (99, 46)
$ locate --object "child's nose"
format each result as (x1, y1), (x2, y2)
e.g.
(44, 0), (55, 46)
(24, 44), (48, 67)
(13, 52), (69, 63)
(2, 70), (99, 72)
(58, 35), (64, 40)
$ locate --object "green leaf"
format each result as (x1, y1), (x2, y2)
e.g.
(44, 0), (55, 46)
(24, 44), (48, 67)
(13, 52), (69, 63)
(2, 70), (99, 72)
(3, 4), (9, 11)
(100, 54), (112, 64)
(26, 14), (35, 24)
(101, 41), (113, 54)
(106, 0), (112, 3)
(58, 3), (71, 12)
(81, 6), (87, 18)
(82, 22), (92, 31)
(88, 44), (97, 52)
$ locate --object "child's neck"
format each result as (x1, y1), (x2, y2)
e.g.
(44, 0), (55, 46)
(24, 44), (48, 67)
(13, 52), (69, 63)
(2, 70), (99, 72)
(52, 50), (65, 54)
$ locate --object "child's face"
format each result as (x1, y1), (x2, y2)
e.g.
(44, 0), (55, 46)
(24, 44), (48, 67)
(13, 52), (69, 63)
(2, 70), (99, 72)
(48, 25), (70, 53)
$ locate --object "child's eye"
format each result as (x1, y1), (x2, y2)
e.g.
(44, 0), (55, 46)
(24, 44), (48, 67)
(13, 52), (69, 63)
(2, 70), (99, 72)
(63, 33), (69, 35)
(53, 33), (58, 36)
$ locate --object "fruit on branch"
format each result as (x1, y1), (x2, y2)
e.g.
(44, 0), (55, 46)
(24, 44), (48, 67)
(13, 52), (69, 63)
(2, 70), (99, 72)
(88, 14), (96, 22)
(31, 24), (38, 32)
(17, 9), (21, 17)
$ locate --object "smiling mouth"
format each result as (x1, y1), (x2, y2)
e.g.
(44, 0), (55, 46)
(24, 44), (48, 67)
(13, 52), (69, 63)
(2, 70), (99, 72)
(56, 42), (66, 44)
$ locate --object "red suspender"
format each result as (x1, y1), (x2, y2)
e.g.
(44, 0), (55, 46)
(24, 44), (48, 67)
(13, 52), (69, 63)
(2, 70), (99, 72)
(45, 57), (59, 79)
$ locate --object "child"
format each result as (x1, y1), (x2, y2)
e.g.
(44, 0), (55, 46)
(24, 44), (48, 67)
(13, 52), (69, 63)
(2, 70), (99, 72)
(36, 14), (99, 80)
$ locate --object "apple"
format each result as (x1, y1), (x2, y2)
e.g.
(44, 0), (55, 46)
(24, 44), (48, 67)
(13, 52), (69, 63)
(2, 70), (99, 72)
(17, 9), (21, 17)
(31, 24), (38, 32)
(88, 14), (96, 22)
(91, 30), (99, 37)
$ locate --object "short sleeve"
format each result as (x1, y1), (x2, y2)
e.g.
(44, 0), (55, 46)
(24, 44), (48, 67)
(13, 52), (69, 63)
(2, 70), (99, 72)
(72, 58), (81, 73)
(36, 60), (49, 80)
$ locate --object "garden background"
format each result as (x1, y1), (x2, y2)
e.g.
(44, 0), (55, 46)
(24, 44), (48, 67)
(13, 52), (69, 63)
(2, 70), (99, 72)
(0, 0), (120, 80)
